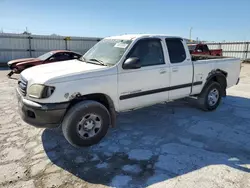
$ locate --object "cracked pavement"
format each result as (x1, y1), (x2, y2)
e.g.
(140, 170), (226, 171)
(0, 65), (250, 188)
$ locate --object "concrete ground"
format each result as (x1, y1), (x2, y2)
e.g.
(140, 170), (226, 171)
(0, 65), (250, 188)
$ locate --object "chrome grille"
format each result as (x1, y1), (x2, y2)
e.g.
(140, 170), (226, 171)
(18, 76), (28, 96)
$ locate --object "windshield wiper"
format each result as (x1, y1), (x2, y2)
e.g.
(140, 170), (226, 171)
(87, 58), (106, 66)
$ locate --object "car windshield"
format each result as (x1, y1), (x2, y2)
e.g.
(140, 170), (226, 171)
(37, 52), (53, 61)
(188, 45), (196, 51)
(81, 39), (132, 65)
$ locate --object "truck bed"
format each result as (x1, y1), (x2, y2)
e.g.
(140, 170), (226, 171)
(191, 55), (241, 95)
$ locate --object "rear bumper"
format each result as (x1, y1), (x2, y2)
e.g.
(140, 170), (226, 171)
(16, 89), (69, 128)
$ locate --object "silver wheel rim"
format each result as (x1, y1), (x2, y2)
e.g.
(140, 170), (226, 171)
(76, 114), (102, 139)
(208, 88), (219, 106)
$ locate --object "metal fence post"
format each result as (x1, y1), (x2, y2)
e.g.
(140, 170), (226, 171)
(28, 35), (32, 57)
(64, 39), (68, 50)
(245, 42), (249, 60)
(219, 42), (222, 50)
(64, 37), (71, 50)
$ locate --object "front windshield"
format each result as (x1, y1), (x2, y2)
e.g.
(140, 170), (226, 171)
(37, 52), (53, 61)
(82, 39), (132, 65)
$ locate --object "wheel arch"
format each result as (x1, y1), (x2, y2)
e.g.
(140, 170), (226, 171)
(67, 93), (117, 127)
(202, 69), (228, 97)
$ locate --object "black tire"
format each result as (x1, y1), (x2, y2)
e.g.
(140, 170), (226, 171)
(62, 100), (111, 147)
(197, 82), (222, 111)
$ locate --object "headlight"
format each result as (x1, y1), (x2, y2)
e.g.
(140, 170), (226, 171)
(27, 84), (55, 98)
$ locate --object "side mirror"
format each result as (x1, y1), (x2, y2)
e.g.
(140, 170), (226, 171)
(123, 57), (141, 69)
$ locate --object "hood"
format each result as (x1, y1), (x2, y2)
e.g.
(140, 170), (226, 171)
(21, 59), (106, 84)
(7, 58), (37, 66)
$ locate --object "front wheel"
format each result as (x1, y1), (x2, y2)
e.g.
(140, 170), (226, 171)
(62, 100), (111, 147)
(198, 82), (222, 111)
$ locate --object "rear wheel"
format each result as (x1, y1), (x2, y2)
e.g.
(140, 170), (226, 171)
(62, 100), (111, 147)
(198, 82), (222, 111)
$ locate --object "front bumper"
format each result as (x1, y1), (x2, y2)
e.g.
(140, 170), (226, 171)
(16, 89), (69, 128)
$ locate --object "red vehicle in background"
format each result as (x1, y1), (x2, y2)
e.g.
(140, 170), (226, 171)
(188, 43), (222, 56)
(7, 50), (82, 78)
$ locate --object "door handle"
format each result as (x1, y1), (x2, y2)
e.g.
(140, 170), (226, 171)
(159, 69), (167, 74)
(172, 67), (178, 72)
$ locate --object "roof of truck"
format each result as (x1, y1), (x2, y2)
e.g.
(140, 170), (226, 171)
(106, 34), (183, 41)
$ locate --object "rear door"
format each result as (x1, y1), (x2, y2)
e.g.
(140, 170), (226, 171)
(165, 38), (194, 100)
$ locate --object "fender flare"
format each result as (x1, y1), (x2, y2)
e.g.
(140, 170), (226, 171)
(68, 93), (117, 127)
(104, 94), (117, 128)
(202, 70), (227, 97)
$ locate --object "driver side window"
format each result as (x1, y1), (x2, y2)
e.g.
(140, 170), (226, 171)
(127, 39), (165, 67)
(48, 53), (59, 61)
(52, 52), (70, 61)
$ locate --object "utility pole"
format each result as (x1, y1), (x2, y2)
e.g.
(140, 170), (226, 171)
(189, 27), (193, 42)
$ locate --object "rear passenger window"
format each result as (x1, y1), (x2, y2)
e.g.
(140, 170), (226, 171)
(165, 39), (186, 63)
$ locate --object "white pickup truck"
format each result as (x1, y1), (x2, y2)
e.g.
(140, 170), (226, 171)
(16, 34), (241, 147)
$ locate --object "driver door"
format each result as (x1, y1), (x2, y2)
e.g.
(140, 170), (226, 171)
(118, 38), (170, 111)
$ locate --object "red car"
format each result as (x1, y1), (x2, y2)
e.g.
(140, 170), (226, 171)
(7, 50), (82, 77)
(188, 44), (222, 56)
